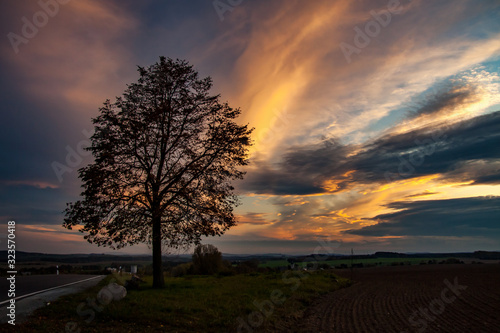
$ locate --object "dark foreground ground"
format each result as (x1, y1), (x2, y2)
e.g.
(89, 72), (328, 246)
(290, 264), (500, 333)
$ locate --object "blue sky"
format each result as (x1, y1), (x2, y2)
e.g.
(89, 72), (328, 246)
(1, 0), (499, 255)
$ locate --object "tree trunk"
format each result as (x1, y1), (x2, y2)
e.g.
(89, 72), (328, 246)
(152, 215), (164, 288)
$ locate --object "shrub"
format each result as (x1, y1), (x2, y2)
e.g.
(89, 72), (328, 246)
(192, 244), (223, 275)
(172, 263), (194, 277)
(236, 259), (260, 273)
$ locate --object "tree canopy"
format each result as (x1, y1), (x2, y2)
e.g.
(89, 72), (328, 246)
(64, 57), (253, 287)
(192, 244), (223, 275)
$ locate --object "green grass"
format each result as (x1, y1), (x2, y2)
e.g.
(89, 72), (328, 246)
(7, 271), (350, 332)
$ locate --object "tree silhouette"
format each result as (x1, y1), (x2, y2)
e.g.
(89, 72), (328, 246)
(192, 244), (223, 275)
(64, 57), (253, 288)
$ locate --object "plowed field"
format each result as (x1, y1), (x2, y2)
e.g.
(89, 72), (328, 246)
(294, 264), (500, 333)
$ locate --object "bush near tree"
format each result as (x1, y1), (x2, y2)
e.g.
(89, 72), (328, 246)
(192, 244), (224, 275)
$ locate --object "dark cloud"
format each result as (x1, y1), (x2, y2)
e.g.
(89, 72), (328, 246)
(0, 183), (68, 225)
(241, 110), (500, 195)
(443, 160), (500, 186)
(353, 110), (500, 183)
(240, 159), (326, 195)
(345, 196), (500, 237)
(406, 83), (481, 119)
(472, 173), (500, 185)
(240, 139), (353, 195)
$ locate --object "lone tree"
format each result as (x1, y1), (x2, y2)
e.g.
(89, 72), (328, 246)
(64, 57), (253, 288)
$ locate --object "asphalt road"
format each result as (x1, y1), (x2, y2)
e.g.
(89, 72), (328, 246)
(0, 274), (103, 304)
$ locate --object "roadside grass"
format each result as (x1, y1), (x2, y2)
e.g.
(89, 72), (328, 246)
(7, 270), (349, 332)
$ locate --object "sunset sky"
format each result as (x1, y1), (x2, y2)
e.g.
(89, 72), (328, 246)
(1, 0), (499, 255)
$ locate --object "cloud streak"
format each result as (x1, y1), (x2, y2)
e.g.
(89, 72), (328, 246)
(346, 196), (500, 237)
(241, 109), (500, 195)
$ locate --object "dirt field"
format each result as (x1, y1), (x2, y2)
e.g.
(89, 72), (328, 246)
(293, 264), (500, 333)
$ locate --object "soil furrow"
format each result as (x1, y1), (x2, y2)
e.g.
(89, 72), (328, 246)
(292, 264), (500, 333)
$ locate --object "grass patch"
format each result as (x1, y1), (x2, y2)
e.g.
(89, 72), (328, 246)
(7, 271), (349, 332)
